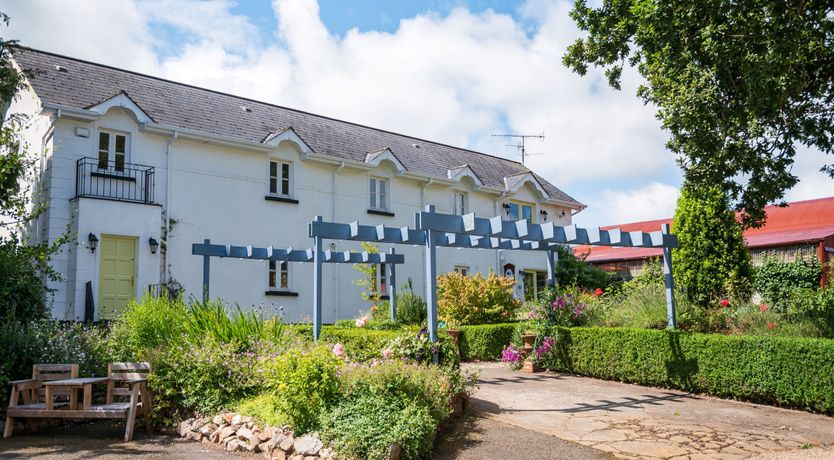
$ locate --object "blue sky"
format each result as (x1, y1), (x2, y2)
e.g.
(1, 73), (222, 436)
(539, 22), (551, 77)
(3, 0), (829, 226)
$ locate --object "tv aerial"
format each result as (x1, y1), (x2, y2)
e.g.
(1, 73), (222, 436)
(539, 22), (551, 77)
(491, 133), (545, 165)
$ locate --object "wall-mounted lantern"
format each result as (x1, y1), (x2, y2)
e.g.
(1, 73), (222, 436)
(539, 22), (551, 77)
(539, 209), (548, 222)
(88, 233), (98, 253)
(502, 202), (511, 216)
(149, 237), (159, 254)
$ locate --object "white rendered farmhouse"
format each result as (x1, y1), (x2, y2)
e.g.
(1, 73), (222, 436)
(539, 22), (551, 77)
(8, 48), (585, 322)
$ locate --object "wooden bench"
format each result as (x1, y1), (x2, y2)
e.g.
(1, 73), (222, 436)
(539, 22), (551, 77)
(3, 362), (153, 441)
(102, 362), (153, 441)
(4, 364), (78, 438)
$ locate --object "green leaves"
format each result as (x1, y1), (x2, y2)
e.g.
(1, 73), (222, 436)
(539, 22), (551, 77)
(672, 184), (753, 306)
(564, 0), (834, 227)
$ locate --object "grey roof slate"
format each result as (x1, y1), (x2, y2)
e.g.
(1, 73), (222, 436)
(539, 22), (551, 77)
(15, 48), (581, 206)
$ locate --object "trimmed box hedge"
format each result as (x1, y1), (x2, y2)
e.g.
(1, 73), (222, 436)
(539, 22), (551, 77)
(543, 327), (834, 414)
(458, 323), (519, 361)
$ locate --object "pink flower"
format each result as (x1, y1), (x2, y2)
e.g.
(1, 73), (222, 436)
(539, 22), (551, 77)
(719, 298), (730, 308)
(382, 348), (393, 359)
(767, 322), (776, 330)
(355, 316), (368, 327)
(332, 343), (346, 358)
(759, 303), (768, 312)
(593, 288), (604, 297)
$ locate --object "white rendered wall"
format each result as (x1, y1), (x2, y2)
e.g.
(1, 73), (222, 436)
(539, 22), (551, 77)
(34, 105), (576, 321)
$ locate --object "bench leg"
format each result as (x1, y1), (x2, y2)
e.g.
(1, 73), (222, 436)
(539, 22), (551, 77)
(124, 385), (140, 441)
(3, 416), (13, 438)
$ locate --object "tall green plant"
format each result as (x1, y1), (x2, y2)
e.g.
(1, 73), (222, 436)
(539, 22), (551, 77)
(352, 242), (382, 305)
(672, 185), (752, 307)
(754, 254), (822, 310)
(396, 278), (426, 325)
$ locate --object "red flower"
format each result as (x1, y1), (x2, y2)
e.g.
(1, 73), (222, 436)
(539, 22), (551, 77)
(767, 322), (776, 330)
(719, 298), (730, 307)
(759, 303), (768, 312)
(593, 288), (604, 297)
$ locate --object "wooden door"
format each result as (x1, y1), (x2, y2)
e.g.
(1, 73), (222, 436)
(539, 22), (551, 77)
(99, 235), (137, 319)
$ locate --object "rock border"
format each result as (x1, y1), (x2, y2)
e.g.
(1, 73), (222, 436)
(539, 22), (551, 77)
(178, 413), (334, 460)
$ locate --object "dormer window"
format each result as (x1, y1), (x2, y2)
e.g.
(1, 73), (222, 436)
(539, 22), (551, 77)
(98, 131), (127, 171)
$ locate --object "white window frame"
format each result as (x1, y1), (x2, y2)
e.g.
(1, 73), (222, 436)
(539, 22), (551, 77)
(97, 130), (129, 171)
(454, 265), (470, 276)
(268, 260), (290, 290)
(453, 191), (467, 215)
(268, 159), (293, 198)
(369, 176), (389, 211)
(509, 200), (536, 223)
(377, 264), (389, 295)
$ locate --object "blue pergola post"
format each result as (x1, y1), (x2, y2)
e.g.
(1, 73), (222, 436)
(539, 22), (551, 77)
(422, 205), (438, 343)
(313, 216), (324, 342)
(202, 238), (210, 302)
(388, 248), (397, 322)
(662, 223), (677, 329)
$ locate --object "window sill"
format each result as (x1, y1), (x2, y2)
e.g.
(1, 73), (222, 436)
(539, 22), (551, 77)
(265, 290), (299, 297)
(265, 195), (299, 204)
(91, 171), (136, 182)
(367, 209), (395, 217)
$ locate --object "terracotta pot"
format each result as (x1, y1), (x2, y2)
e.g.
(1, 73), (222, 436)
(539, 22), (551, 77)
(521, 359), (542, 373)
(521, 333), (536, 357)
(446, 329), (461, 344)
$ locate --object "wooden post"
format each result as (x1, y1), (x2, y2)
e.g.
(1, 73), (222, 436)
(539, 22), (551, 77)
(202, 239), (210, 302)
(389, 248), (397, 322)
(313, 216), (323, 342)
(662, 223), (677, 329)
(423, 206), (438, 343)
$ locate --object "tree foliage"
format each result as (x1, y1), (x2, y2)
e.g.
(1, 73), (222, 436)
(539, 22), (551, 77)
(753, 254), (822, 310)
(0, 14), (65, 323)
(555, 244), (610, 290)
(563, 1), (834, 227)
(671, 184), (752, 306)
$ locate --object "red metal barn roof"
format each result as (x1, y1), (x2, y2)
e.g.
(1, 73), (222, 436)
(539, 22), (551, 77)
(577, 197), (834, 263)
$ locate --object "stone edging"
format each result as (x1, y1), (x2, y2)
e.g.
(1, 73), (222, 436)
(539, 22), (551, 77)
(178, 413), (334, 459)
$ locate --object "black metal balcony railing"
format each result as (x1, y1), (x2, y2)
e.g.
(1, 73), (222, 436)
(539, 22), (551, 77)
(75, 157), (155, 204)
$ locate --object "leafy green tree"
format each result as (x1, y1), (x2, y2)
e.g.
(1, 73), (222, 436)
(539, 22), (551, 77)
(556, 244), (610, 290)
(563, 1), (834, 227)
(672, 184), (752, 306)
(0, 14), (65, 322)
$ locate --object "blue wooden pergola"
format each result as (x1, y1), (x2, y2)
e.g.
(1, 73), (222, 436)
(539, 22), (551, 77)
(192, 239), (405, 333)
(309, 206), (679, 342)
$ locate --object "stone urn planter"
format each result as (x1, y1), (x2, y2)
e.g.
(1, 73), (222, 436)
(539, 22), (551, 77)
(446, 329), (461, 344)
(521, 359), (542, 374)
(521, 333), (536, 358)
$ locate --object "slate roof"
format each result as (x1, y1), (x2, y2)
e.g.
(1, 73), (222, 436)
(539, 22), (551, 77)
(14, 47), (582, 207)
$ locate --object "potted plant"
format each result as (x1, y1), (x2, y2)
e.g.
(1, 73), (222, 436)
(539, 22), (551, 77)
(445, 320), (461, 344)
(522, 336), (556, 374)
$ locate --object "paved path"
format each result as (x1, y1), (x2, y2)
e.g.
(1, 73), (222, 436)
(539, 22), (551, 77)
(466, 362), (834, 459)
(434, 412), (612, 459)
(0, 421), (250, 459)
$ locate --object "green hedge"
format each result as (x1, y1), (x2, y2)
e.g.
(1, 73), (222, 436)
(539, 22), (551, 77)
(289, 325), (400, 361)
(542, 327), (834, 414)
(458, 323), (519, 361)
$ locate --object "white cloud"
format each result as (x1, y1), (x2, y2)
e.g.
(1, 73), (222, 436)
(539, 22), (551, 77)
(574, 182), (681, 227)
(2, 0), (828, 220)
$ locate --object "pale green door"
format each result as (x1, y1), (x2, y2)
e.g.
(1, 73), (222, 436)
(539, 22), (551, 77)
(99, 235), (137, 319)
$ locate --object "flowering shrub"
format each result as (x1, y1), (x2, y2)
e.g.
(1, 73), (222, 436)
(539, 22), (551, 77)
(528, 287), (591, 327)
(531, 336), (557, 365)
(501, 345), (523, 370)
(0, 321), (111, 405)
(436, 272), (520, 326)
(385, 328), (460, 368)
